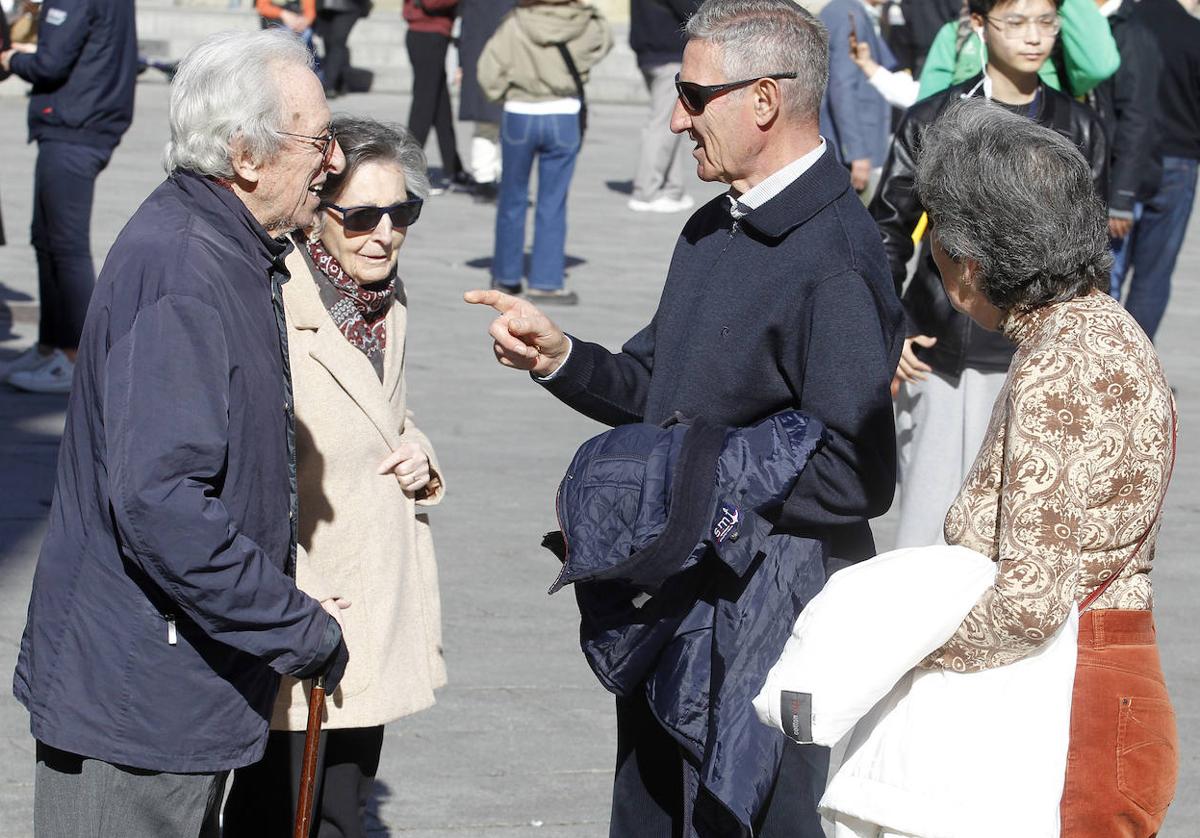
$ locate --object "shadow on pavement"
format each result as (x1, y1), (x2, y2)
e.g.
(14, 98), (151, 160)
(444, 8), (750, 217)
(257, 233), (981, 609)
(365, 779), (393, 837)
(464, 254), (587, 274)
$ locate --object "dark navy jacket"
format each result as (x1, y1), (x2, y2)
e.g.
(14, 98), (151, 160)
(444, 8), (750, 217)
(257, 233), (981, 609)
(549, 411), (828, 835)
(9, 0), (137, 149)
(629, 0), (703, 68)
(541, 147), (904, 561)
(12, 172), (337, 773)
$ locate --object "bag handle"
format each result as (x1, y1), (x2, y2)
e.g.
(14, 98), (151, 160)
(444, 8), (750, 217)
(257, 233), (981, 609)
(555, 42), (588, 138)
(1078, 402), (1178, 612)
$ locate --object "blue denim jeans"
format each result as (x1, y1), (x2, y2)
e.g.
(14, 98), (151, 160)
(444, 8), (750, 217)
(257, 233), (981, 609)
(1122, 156), (1198, 340)
(1108, 202), (1143, 298)
(493, 110), (581, 291)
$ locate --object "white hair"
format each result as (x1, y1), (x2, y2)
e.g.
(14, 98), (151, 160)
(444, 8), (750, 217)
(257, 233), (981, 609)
(164, 29), (315, 178)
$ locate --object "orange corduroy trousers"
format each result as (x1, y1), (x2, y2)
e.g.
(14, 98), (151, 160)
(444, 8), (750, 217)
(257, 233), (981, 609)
(1060, 609), (1178, 837)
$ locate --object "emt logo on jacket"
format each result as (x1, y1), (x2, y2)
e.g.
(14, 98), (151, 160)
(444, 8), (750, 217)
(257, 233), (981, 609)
(713, 502), (741, 543)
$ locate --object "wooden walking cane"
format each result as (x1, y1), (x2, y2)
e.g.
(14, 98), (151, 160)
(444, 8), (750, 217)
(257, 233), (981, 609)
(294, 675), (326, 838)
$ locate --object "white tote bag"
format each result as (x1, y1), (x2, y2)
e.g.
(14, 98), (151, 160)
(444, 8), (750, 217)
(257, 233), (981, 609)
(753, 546), (1078, 838)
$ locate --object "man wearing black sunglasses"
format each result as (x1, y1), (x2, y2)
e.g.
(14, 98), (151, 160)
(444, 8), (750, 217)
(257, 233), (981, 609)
(467, 1), (904, 836)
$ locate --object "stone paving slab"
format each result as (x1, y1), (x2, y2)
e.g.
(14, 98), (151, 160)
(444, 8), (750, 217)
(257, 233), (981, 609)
(1, 80), (1197, 837)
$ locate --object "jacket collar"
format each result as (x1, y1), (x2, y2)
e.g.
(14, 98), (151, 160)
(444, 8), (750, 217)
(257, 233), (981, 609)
(737, 147), (852, 240)
(957, 72), (1075, 134)
(283, 244), (404, 448)
(169, 169), (291, 272)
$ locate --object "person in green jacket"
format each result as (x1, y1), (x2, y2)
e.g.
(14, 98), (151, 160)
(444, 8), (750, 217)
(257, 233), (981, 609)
(917, 0), (1119, 98)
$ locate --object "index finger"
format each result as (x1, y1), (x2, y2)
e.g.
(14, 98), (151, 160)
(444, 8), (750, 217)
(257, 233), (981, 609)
(464, 288), (520, 314)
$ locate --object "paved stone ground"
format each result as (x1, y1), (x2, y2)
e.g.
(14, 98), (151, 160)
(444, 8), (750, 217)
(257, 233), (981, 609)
(0, 81), (1197, 837)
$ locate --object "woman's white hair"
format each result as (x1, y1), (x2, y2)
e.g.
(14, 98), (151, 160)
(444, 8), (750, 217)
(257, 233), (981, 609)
(164, 29), (315, 178)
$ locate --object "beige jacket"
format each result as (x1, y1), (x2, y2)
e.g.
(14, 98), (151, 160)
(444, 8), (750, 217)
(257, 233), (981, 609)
(271, 247), (447, 731)
(478, 1), (613, 104)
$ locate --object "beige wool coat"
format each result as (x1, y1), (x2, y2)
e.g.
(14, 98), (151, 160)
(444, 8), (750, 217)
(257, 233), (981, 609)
(271, 246), (447, 731)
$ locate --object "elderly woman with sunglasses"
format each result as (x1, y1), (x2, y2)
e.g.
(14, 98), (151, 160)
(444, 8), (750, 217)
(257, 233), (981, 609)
(223, 115), (446, 838)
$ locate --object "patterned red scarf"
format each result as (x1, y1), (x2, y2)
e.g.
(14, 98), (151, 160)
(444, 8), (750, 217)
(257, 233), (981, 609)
(306, 237), (395, 377)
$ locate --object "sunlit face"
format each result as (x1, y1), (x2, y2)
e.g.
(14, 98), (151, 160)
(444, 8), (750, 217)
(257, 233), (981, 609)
(254, 64), (345, 234)
(974, 0), (1059, 81)
(669, 39), (759, 186)
(319, 160), (411, 286)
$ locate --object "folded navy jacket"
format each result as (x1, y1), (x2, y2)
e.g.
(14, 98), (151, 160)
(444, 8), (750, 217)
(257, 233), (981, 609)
(543, 410), (829, 836)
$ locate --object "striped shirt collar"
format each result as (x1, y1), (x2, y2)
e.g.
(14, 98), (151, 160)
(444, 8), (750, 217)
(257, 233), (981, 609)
(728, 138), (828, 219)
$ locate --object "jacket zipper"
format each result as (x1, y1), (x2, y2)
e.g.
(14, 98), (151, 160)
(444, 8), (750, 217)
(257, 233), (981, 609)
(164, 613), (178, 646)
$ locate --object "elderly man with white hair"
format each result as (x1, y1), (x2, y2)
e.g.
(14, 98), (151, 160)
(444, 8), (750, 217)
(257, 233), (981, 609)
(11, 28), (349, 838)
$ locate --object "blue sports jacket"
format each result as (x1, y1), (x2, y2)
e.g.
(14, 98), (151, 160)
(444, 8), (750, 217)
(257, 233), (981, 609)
(12, 172), (339, 773)
(9, 0), (137, 149)
(547, 410), (829, 835)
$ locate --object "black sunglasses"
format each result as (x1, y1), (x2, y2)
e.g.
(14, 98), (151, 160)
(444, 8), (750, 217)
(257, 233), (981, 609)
(322, 198), (424, 233)
(674, 72), (798, 114)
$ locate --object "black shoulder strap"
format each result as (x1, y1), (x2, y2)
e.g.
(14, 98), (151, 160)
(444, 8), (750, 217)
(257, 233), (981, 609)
(555, 42), (589, 136)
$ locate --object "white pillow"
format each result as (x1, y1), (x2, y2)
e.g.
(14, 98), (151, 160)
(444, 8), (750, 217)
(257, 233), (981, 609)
(753, 545), (995, 746)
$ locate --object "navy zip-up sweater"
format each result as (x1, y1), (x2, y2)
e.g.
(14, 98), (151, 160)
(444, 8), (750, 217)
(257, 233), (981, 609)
(9, 0), (137, 149)
(542, 149), (904, 559)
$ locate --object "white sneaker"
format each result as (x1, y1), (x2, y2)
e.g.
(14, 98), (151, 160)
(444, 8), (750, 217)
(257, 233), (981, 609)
(1, 345), (54, 383)
(627, 194), (696, 214)
(7, 349), (75, 394)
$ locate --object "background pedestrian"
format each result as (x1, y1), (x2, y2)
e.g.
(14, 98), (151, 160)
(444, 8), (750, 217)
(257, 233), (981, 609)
(627, 0), (701, 214)
(316, 0), (371, 98)
(404, 0), (466, 191)
(1116, 0), (1200, 340)
(457, 0), (517, 203)
(478, 0), (611, 305)
(0, 0), (137, 394)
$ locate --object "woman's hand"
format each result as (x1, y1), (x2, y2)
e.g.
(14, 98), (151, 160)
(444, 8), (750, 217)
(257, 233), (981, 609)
(378, 442), (431, 497)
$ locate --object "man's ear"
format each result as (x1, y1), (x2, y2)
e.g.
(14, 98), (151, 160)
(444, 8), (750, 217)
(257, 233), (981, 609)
(753, 77), (783, 128)
(230, 136), (262, 186)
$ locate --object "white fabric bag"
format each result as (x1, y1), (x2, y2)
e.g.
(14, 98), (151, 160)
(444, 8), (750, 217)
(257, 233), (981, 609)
(753, 545), (996, 745)
(753, 545), (1078, 838)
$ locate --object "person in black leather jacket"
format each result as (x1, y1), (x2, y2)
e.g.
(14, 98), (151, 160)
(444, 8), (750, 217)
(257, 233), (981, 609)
(869, 0), (1107, 547)
(1089, 0), (1162, 297)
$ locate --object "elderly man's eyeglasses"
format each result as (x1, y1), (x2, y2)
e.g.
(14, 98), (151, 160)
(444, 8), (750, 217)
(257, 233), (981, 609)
(674, 72), (798, 114)
(277, 128), (337, 164)
(985, 14), (1061, 39)
(322, 198), (424, 233)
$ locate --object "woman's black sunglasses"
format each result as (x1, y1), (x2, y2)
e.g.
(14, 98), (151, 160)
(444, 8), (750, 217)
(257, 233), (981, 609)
(674, 72), (798, 114)
(322, 198), (424, 233)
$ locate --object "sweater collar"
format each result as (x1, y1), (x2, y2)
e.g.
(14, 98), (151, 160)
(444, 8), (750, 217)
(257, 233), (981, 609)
(735, 143), (852, 239)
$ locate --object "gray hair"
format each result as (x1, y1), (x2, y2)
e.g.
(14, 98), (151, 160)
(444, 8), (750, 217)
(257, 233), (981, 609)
(320, 115), (431, 203)
(685, 0), (829, 120)
(164, 29), (315, 178)
(915, 98), (1110, 312)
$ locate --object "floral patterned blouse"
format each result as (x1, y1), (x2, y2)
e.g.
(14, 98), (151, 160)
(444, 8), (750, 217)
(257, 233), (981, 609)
(927, 291), (1177, 672)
